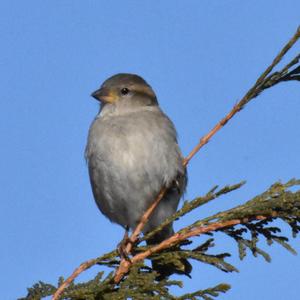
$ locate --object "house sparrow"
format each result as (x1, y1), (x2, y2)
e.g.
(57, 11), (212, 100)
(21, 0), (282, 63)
(85, 73), (191, 278)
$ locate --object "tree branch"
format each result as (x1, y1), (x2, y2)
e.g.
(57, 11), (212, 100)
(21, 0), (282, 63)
(50, 27), (300, 299)
(114, 178), (300, 281)
(113, 26), (300, 283)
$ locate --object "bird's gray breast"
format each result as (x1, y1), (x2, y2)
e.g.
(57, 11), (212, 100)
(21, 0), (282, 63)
(85, 108), (185, 230)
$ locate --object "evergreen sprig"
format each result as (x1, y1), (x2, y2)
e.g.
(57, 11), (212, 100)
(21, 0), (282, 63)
(20, 179), (300, 300)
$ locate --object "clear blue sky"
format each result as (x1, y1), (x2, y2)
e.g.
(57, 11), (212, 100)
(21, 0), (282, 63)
(1, 1), (299, 299)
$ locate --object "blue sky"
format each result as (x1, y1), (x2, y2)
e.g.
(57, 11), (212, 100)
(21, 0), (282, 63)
(1, 1), (300, 299)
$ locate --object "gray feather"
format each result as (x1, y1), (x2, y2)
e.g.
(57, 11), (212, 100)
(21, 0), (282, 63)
(85, 104), (186, 235)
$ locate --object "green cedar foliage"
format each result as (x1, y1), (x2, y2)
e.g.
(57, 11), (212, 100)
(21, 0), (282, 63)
(20, 180), (300, 300)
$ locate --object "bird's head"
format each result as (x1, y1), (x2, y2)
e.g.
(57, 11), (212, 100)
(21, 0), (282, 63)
(91, 73), (158, 107)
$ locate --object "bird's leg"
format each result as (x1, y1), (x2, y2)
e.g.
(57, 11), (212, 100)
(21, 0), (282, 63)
(117, 226), (132, 262)
(173, 178), (181, 193)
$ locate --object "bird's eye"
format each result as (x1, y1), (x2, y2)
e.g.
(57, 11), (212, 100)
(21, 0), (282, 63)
(121, 88), (129, 95)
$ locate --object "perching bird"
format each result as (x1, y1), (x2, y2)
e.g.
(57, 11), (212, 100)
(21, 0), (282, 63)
(85, 73), (191, 278)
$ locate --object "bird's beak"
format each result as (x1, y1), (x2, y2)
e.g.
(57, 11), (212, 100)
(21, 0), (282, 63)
(91, 87), (118, 103)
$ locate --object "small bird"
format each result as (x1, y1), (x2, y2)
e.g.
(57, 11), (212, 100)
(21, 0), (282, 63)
(85, 73), (191, 278)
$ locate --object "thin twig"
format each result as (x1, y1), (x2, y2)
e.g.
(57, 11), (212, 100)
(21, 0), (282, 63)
(184, 27), (300, 165)
(124, 187), (168, 255)
(51, 250), (116, 300)
(52, 259), (97, 300)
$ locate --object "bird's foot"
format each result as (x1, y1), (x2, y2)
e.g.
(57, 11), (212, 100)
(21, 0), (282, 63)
(117, 226), (132, 262)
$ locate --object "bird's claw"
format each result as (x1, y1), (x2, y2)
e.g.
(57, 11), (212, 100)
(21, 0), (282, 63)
(117, 226), (132, 262)
(117, 243), (131, 262)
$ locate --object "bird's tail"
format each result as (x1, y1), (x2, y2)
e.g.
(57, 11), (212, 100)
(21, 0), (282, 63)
(146, 225), (192, 280)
